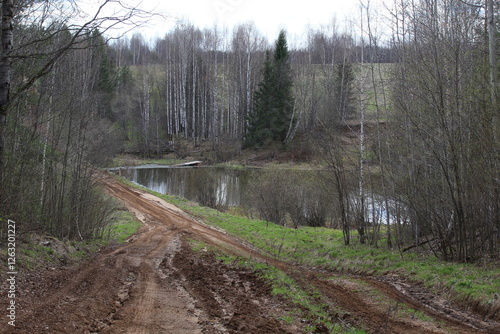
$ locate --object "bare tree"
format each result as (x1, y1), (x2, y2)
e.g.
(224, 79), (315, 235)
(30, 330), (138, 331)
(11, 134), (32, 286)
(0, 0), (13, 194)
(0, 0), (153, 240)
(0, 0), (150, 197)
(231, 23), (267, 141)
(387, 0), (498, 261)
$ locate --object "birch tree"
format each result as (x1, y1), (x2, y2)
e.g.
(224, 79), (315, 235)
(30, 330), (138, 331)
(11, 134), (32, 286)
(0, 0), (13, 198)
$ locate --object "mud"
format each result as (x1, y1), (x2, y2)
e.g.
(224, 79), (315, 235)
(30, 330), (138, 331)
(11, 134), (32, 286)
(0, 173), (498, 334)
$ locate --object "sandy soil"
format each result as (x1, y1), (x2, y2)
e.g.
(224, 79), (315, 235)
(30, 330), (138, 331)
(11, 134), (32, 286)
(0, 174), (498, 334)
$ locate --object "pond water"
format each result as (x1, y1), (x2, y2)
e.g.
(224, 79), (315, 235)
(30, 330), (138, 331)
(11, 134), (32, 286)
(116, 165), (400, 226)
(119, 165), (259, 208)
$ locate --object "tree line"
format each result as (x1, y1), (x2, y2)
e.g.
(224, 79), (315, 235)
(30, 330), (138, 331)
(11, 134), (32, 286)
(314, 0), (499, 262)
(0, 0), (498, 263)
(105, 22), (379, 158)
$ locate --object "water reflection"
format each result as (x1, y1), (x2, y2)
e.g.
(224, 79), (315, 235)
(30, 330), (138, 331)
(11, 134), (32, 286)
(121, 167), (247, 208)
(119, 166), (399, 227)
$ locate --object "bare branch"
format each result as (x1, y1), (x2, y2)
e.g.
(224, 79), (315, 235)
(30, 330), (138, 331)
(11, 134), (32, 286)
(9, 0), (159, 103)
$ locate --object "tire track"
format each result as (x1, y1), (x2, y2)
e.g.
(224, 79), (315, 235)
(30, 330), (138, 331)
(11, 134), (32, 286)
(1, 174), (498, 334)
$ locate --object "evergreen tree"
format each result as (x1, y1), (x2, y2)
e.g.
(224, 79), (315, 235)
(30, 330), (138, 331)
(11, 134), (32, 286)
(245, 51), (275, 147)
(245, 30), (294, 147)
(272, 30), (295, 141)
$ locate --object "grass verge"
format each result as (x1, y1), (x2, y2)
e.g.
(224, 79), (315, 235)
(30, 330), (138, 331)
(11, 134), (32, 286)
(1, 200), (141, 272)
(103, 207), (142, 243)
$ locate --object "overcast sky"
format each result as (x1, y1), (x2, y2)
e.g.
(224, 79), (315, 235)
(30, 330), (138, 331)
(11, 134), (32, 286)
(94, 0), (364, 44)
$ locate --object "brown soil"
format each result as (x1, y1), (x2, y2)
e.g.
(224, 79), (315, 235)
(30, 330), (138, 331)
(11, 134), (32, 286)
(1, 173), (499, 334)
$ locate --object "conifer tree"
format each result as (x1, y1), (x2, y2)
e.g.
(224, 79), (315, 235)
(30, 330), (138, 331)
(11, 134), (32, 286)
(273, 30), (295, 141)
(245, 30), (294, 147)
(245, 51), (275, 147)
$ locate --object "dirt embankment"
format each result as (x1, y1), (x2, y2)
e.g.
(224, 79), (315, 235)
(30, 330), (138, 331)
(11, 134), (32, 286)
(1, 174), (499, 334)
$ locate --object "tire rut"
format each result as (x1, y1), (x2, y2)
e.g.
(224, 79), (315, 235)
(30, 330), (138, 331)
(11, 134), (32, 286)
(1, 173), (498, 334)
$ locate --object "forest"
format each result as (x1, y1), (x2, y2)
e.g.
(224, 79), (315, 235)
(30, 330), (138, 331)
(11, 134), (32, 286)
(0, 0), (498, 264)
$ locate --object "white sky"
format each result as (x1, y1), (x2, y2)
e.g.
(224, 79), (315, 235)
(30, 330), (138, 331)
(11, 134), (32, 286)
(89, 0), (365, 44)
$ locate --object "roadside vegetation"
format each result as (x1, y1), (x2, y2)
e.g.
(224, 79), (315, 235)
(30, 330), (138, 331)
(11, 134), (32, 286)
(103, 206), (142, 243)
(0, 201), (141, 272)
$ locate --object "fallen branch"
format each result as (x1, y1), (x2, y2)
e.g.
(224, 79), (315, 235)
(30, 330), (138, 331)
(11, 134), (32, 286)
(402, 237), (436, 252)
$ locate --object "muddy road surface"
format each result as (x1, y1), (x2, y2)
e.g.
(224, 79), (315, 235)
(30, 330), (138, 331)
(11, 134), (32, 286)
(1, 174), (499, 333)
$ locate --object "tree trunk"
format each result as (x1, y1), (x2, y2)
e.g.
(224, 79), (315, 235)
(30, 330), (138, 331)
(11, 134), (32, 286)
(487, 0), (497, 107)
(487, 0), (498, 146)
(0, 0), (13, 196)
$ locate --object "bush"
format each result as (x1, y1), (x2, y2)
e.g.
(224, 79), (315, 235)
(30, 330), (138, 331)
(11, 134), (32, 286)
(244, 170), (330, 228)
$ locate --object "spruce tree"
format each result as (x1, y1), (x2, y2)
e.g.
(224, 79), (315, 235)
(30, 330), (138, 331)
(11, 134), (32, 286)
(245, 30), (294, 147)
(272, 30), (294, 142)
(245, 51), (275, 147)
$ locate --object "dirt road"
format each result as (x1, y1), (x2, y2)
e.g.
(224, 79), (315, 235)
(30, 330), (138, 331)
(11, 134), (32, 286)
(1, 174), (499, 333)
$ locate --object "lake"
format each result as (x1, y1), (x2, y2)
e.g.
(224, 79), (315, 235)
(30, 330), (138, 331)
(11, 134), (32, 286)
(116, 165), (399, 226)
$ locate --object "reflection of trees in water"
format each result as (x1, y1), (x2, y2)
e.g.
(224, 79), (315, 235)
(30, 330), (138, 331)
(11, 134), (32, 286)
(126, 167), (242, 210)
(192, 169), (218, 209)
(123, 167), (396, 229)
(191, 169), (242, 210)
(245, 170), (331, 227)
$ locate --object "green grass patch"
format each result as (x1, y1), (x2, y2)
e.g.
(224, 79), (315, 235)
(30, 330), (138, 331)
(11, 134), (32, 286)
(18, 244), (58, 270)
(187, 238), (209, 252)
(104, 208), (141, 243)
